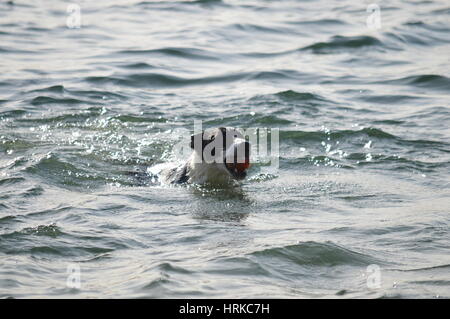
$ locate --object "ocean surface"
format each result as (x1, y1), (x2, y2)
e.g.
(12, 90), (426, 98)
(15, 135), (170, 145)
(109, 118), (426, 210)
(1, 0), (449, 298)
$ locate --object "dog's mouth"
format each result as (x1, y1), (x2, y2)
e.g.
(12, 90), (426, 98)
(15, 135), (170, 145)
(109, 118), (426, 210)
(225, 159), (250, 180)
(223, 139), (251, 180)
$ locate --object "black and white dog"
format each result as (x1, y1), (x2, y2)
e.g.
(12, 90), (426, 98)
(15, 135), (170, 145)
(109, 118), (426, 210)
(161, 127), (251, 185)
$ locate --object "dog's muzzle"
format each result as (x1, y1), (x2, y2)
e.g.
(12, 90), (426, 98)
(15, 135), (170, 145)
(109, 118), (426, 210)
(224, 140), (251, 180)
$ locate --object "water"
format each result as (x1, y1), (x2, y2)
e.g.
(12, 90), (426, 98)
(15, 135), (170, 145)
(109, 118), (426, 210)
(1, 0), (449, 298)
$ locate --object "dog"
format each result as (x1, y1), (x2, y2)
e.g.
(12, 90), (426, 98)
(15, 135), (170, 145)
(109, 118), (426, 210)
(160, 127), (251, 185)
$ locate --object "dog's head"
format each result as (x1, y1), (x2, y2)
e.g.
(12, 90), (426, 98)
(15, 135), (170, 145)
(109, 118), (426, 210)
(190, 127), (251, 180)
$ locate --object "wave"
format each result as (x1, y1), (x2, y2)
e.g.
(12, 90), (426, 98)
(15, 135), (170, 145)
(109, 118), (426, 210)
(417, 19), (450, 34)
(386, 20), (450, 47)
(21, 186), (44, 198)
(0, 224), (64, 241)
(0, 177), (26, 186)
(231, 23), (296, 35)
(30, 85), (64, 94)
(370, 119), (405, 125)
(0, 137), (34, 153)
(378, 74), (450, 91)
(29, 85), (128, 101)
(400, 263), (450, 272)
(273, 90), (328, 102)
(117, 46), (220, 61)
(113, 114), (167, 123)
(281, 127), (396, 142)
(30, 96), (93, 106)
(0, 222), (146, 257)
(20, 224), (64, 238)
(16, 108), (102, 124)
(119, 62), (155, 70)
(25, 154), (96, 189)
(204, 113), (293, 127)
(357, 94), (425, 104)
(287, 18), (349, 27)
(0, 214), (16, 224)
(138, 0), (223, 6)
(248, 241), (380, 267)
(0, 46), (35, 54)
(246, 90), (327, 115)
(23, 151), (156, 189)
(301, 35), (382, 54)
(10, 244), (115, 257)
(0, 109), (26, 119)
(84, 70), (303, 88)
(345, 153), (449, 171)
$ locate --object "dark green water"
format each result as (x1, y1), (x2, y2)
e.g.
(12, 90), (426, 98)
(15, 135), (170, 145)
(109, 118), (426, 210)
(0, 0), (449, 298)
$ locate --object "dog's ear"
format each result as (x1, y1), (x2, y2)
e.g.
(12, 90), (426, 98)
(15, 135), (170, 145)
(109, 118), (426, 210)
(190, 131), (204, 150)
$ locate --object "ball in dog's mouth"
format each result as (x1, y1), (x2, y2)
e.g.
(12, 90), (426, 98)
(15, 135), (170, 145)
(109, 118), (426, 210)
(225, 160), (250, 180)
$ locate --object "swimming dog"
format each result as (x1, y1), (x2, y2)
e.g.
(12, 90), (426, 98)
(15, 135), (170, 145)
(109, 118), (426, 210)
(162, 127), (251, 185)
